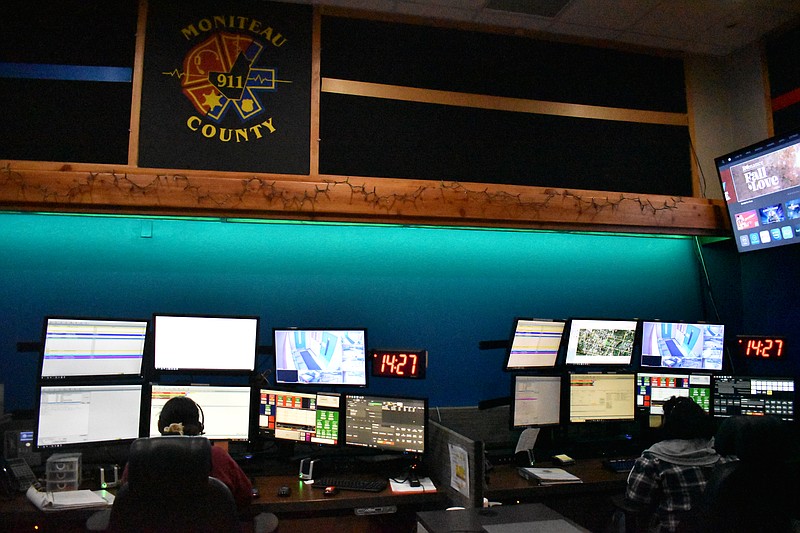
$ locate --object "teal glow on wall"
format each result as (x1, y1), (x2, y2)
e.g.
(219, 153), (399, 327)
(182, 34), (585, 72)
(0, 212), (705, 411)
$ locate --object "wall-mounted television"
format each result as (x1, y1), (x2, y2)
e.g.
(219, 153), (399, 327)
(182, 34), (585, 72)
(715, 128), (800, 253)
(504, 318), (566, 370)
(640, 320), (724, 371)
(153, 314), (258, 373)
(563, 318), (637, 366)
(273, 328), (367, 386)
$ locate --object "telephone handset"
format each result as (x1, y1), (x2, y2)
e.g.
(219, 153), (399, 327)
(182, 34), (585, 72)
(1, 456), (39, 495)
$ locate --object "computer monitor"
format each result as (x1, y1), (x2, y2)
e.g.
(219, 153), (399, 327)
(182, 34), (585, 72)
(636, 372), (712, 414)
(714, 128), (800, 253)
(35, 383), (143, 449)
(563, 318), (637, 366)
(504, 318), (566, 370)
(258, 389), (341, 446)
(273, 328), (367, 386)
(712, 375), (795, 421)
(640, 320), (724, 371)
(511, 375), (562, 427)
(568, 373), (636, 423)
(149, 384), (252, 441)
(344, 394), (427, 454)
(153, 314), (258, 373)
(39, 317), (148, 380)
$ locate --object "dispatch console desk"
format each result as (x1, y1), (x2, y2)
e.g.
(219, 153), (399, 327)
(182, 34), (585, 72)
(0, 474), (444, 532)
(479, 459), (629, 531)
(417, 502), (590, 533)
(250, 472), (444, 530)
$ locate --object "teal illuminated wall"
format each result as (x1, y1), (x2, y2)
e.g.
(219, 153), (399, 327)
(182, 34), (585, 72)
(0, 212), (706, 411)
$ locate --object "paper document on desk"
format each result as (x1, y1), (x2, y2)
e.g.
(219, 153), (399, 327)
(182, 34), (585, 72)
(390, 477), (436, 493)
(26, 485), (114, 511)
(518, 467), (582, 485)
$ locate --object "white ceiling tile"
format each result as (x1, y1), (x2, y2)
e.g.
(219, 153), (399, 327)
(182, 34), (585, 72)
(545, 20), (623, 41)
(283, 0), (799, 56)
(396, 2), (478, 22)
(406, 0), (487, 8)
(474, 10), (552, 31)
(556, 0), (660, 31)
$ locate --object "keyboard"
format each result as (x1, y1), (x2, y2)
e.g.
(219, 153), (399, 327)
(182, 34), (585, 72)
(603, 458), (637, 473)
(311, 477), (389, 492)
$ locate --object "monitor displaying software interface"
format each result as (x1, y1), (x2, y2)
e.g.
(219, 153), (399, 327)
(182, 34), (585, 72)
(636, 372), (712, 414)
(153, 315), (258, 372)
(259, 389), (341, 445)
(40, 317), (148, 379)
(512, 375), (561, 427)
(569, 373), (635, 423)
(505, 319), (566, 369)
(640, 321), (724, 371)
(149, 384), (252, 440)
(564, 319), (637, 366)
(345, 395), (426, 454)
(712, 376), (795, 421)
(274, 329), (367, 386)
(36, 384), (143, 448)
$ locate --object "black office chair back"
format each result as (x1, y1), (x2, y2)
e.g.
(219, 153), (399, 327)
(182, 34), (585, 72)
(108, 436), (241, 533)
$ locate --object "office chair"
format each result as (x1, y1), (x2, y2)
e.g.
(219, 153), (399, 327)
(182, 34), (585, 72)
(107, 436), (241, 533)
(699, 416), (797, 533)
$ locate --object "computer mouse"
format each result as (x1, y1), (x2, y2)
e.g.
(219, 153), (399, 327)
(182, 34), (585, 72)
(277, 485), (291, 497)
(250, 486), (260, 498)
(323, 485), (338, 496)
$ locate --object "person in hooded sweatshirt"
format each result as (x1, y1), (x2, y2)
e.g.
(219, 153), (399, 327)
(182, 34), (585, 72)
(624, 395), (725, 533)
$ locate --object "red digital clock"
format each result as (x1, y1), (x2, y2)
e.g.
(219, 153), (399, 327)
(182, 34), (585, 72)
(370, 349), (427, 379)
(736, 335), (786, 359)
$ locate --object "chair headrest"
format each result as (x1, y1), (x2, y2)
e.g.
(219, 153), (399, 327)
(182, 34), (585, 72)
(127, 436), (212, 488)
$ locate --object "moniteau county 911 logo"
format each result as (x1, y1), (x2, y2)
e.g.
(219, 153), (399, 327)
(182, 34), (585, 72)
(167, 18), (290, 143)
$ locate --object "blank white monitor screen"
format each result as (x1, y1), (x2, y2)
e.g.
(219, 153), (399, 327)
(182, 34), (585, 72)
(569, 373), (635, 422)
(505, 319), (565, 369)
(149, 384), (252, 441)
(154, 315), (258, 372)
(36, 384), (143, 448)
(41, 318), (148, 379)
(564, 319), (637, 366)
(512, 375), (561, 427)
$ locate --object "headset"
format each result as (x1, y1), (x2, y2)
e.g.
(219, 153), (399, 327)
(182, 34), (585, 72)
(158, 396), (205, 436)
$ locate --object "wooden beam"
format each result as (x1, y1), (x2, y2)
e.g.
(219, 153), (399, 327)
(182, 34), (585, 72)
(0, 161), (730, 235)
(322, 78), (688, 126)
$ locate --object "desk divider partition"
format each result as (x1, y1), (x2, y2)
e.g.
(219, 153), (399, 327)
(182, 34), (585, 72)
(427, 420), (485, 509)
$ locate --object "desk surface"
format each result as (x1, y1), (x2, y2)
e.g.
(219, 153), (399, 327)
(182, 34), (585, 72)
(251, 473), (442, 513)
(417, 502), (590, 533)
(484, 458), (628, 501)
(0, 473), (443, 520)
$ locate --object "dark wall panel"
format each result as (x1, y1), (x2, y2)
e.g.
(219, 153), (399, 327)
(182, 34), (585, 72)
(321, 16), (687, 113)
(320, 93), (692, 195)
